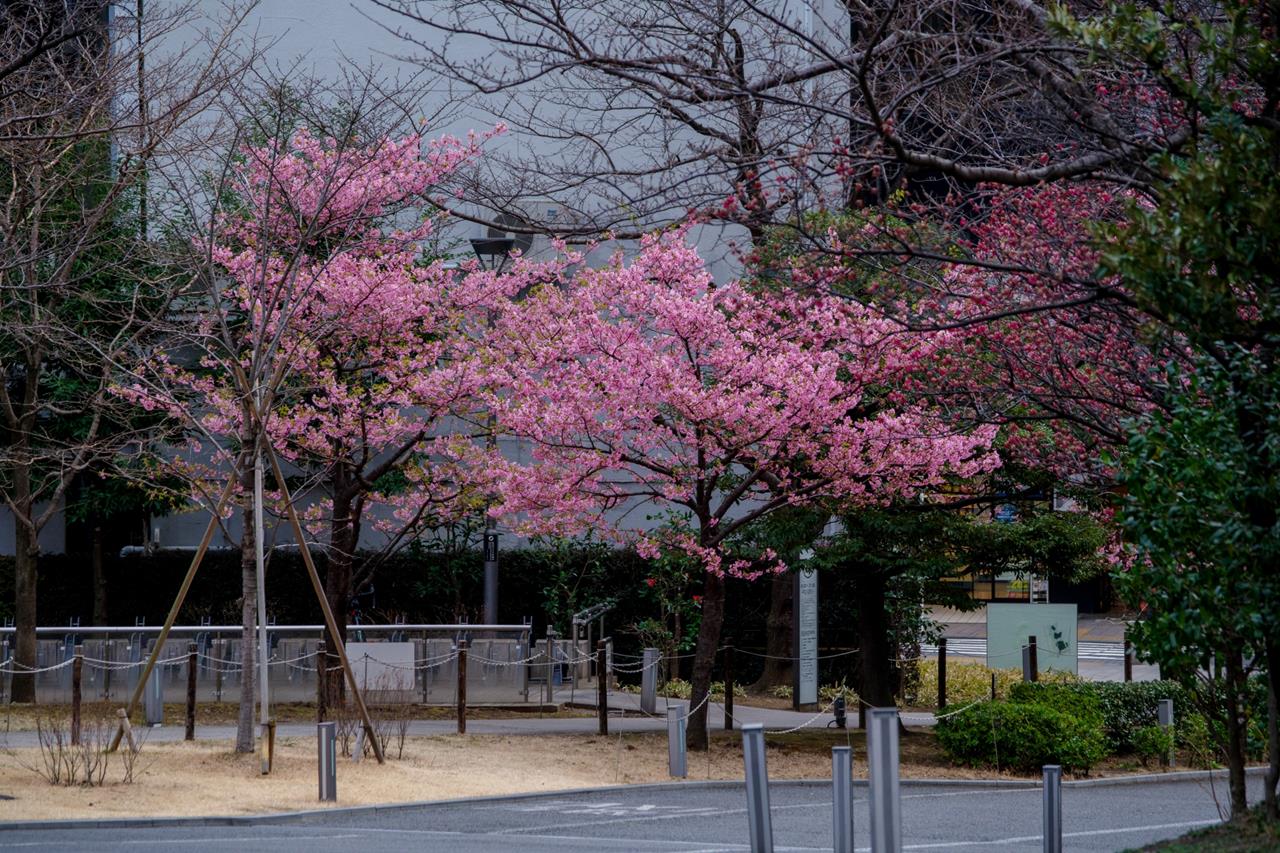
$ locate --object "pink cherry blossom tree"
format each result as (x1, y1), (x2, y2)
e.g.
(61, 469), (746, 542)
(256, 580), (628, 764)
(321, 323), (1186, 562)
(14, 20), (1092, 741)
(486, 230), (999, 749)
(122, 96), (494, 750)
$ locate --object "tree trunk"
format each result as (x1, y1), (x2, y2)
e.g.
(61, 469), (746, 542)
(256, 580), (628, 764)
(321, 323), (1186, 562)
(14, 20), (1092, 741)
(686, 571), (726, 751)
(1265, 638), (1279, 820)
(856, 572), (896, 710)
(11, 500), (38, 704)
(1223, 652), (1249, 818)
(753, 573), (792, 690)
(235, 501), (256, 753)
(91, 525), (108, 626)
(323, 488), (356, 707)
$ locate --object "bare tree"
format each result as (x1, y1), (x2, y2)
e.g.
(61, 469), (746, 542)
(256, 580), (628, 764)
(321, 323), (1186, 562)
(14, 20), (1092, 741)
(0, 0), (255, 703)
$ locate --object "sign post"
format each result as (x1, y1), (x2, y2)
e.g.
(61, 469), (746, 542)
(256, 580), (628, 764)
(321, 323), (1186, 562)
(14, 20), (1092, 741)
(793, 568), (818, 710)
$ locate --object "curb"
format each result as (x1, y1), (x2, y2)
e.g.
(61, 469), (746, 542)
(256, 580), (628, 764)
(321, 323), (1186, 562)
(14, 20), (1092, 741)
(1, 766), (1266, 832)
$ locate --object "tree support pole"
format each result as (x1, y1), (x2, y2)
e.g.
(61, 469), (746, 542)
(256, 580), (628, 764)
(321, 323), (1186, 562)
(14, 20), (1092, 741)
(264, 444), (384, 763)
(109, 478), (235, 753)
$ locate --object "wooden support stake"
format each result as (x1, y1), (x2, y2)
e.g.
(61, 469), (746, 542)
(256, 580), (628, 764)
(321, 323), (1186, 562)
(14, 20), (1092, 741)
(116, 708), (137, 754)
(597, 640), (608, 736)
(71, 645), (83, 746)
(264, 443), (384, 763)
(723, 645), (734, 731)
(109, 479), (235, 753)
(185, 642), (197, 740)
(316, 639), (328, 722)
(937, 638), (948, 711)
(990, 672), (997, 701)
(457, 640), (468, 735)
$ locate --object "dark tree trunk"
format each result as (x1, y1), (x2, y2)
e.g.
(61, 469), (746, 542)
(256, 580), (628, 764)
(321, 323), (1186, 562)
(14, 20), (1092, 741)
(1223, 653), (1249, 818)
(91, 525), (108, 626)
(12, 497), (38, 704)
(323, 484), (357, 707)
(856, 572), (895, 710)
(235, 496), (256, 754)
(1265, 638), (1279, 820)
(686, 571), (726, 751)
(753, 573), (793, 690)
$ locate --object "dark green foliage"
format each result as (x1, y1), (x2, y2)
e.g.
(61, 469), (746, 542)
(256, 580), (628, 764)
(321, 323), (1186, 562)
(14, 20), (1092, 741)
(936, 700), (1107, 773)
(1131, 725), (1175, 767)
(1009, 681), (1192, 753)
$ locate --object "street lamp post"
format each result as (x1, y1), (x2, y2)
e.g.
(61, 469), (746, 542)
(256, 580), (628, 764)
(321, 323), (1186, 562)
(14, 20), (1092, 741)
(470, 237), (514, 626)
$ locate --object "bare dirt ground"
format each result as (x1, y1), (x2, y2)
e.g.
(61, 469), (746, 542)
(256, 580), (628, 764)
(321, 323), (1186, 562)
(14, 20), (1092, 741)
(0, 727), (1210, 823)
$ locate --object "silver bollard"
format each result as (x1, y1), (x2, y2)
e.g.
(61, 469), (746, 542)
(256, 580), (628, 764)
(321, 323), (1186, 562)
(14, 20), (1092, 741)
(668, 710), (687, 777)
(741, 723), (773, 853)
(868, 708), (902, 853)
(1158, 698), (1175, 766)
(832, 745), (854, 853)
(353, 728), (365, 763)
(317, 722), (336, 801)
(641, 647), (659, 715)
(144, 665), (164, 726)
(1042, 765), (1062, 853)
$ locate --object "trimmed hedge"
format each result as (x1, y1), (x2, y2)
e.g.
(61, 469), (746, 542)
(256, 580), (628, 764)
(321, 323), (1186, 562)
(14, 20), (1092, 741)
(1008, 681), (1192, 753)
(936, 700), (1107, 772)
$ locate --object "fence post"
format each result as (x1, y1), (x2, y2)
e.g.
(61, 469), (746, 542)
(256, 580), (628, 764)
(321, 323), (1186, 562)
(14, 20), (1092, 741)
(1028, 636), (1039, 683)
(742, 723), (773, 853)
(545, 628), (556, 705)
(723, 645), (735, 731)
(832, 745), (853, 853)
(457, 640), (468, 735)
(1123, 638), (1134, 683)
(185, 642), (197, 740)
(597, 640), (608, 736)
(71, 645), (83, 746)
(316, 639), (328, 722)
(144, 653), (163, 726)
(937, 638), (947, 711)
(212, 638), (224, 702)
(641, 647), (659, 715)
(668, 709), (687, 778)
(990, 671), (997, 701)
(868, 708), (902, 853)
(1042, 765), (1062, 853)
(317, 721), (337, 801)
(858, 698), (866, 730)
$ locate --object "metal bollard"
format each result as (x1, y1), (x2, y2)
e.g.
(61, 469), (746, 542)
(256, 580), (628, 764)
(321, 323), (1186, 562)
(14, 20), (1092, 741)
(1158, 698), (1175, 767)
(1042, 765), (1062, 853)
(937, 638), (948, 710)
(144, 662), (163, 726)
(668, 710), (687, 778)
(71, 645), (83, 746)
(868, 708), (902, 853)
(832, 745), (854, 853)
(317, 722), (337, 801)
(641, 647), (659, 715)
(741, 723), (773, 853)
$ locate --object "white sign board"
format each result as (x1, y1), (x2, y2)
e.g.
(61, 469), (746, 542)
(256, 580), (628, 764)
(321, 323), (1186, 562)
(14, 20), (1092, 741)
(794, 569), (819, 707)
(346, 642), (415, 694)
(986, 603), (1078, 674)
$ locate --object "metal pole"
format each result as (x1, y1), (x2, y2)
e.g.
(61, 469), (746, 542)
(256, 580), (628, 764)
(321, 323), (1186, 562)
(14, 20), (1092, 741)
(641, 647), (659, 715)
(832, 745), (854, 853)
(1158, 698), (1175, 767)
(723, 645), (735, 731)
(597, 640), (608, 735)
(1042, 765), (1062, 853)
(937, 638), (947, 711)
(316, 639), (327, 722)
(668, 710), (687, 778)
(1028, 635), (1039, 682)
(868, 708), (902, 853)
(317, 721), (336, 801)
(741, 723), (773, 853)
(185, 642), (197, 740)
(483, 526), (499, 626)
(457, 640), (468, 735)
(1123, 638), (1133, 682)
(71, 645), (83, 745)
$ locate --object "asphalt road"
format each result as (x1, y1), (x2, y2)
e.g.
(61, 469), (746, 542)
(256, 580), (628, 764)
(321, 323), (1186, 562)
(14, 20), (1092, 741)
(0, 774), (1264, 852)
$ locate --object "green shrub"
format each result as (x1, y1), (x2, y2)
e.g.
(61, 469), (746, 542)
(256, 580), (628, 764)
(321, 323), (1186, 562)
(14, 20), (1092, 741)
(936, 700), (1107, 773)
(660, 679), (743, 699)
(1008, 682), (1105, 733)
(1006, 681), (1194, 754)
(1131, 725), (1175, 767)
